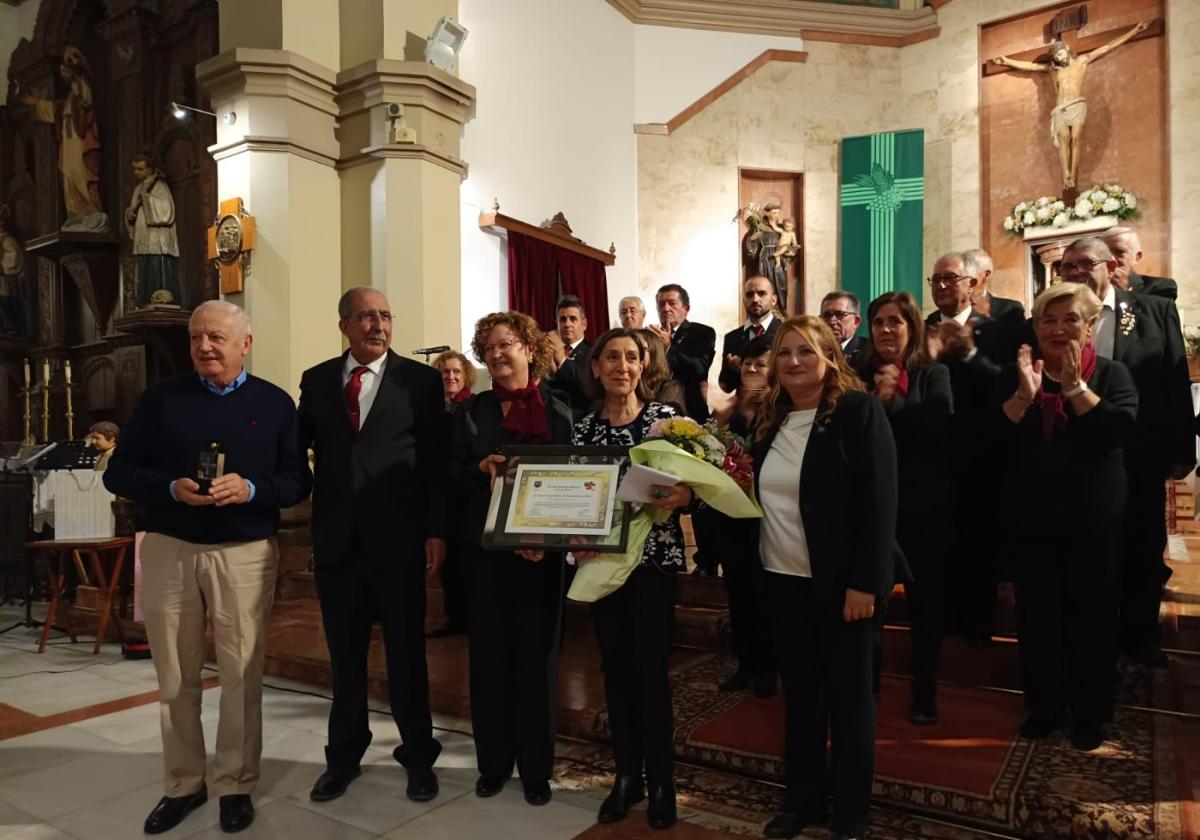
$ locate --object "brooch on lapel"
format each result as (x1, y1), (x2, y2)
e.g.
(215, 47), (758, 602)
(1118, 301), (1136, 336)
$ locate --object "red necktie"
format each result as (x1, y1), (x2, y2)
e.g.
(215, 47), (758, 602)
(752, 324), (765, 338)
(565, 343), (575, 360)
(344, 365), (369, 432)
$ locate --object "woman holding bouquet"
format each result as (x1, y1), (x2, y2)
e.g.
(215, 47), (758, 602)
(573, 327), (692, 830)
(448, 312), (574, 805)
(754, 316), (899, 840)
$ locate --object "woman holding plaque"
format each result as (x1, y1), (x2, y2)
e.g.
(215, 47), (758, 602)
(572, 327), (692, 830)
(753, 316), (899, 840)
(448, 312), (574, 805)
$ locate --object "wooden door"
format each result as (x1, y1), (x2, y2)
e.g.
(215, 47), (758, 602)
(738, 169), (804, 317)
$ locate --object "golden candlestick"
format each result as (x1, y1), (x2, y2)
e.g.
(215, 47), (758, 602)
(22, 357), (33, 446)
(64, 359), (74, 440)
(40, 359), (50, 443)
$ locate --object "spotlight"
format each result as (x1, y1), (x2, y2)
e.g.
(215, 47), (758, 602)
(424, 16), (467, 73)
(169, 101), (235, 125)
(171, 101), (187, 120)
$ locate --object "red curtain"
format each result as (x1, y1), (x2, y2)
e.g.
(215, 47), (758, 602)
(507, 231), (560, 333)
(557, 249), (610, 342)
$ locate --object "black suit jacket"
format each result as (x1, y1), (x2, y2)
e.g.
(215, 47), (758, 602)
(546, 339), (593, 421)
(298, 349), (448, 568)
(718, 318), (781, 393)
(448, 384), (575, 543)
(1110, 288), (1194, 472)
(667, 319), (716, 421)
(987, 293), (1026, 326)
(1129, 271), (1177, 301)
(751, 390), (904, 600)
(842, 335), (869, 368)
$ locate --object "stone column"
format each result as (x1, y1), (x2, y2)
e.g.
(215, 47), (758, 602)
(197, 16), (343, 394)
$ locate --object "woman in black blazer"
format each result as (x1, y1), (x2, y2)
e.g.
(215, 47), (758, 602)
(857, 291), (953, 726)
(753, 316), (898, 840)
(448, 312), (574, 805)
(993, 283), (1137, 751)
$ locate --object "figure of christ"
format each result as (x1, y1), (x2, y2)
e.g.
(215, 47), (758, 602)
(991, 21), (1148, 191)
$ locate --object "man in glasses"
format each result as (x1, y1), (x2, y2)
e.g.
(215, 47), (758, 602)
(1059, 236), (1194, 667)
(298, 286), (448, 804)
(819, 290), (867, 368)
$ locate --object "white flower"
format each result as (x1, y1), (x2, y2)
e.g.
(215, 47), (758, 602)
(1102, 197), (1121, 213)
(1091, 190), (1109, 203)
(1123, 193), (1137, 209)
(1051, 200), (1065, 212)
(1004, 216), (1015, 230)
(1052, 212), (1069, 227)
(1035, 207), (1052, 221)
(1023, 211), (1036, 226)
(1037, 196), (1051, 207)
(1074, 201), (1092, 218)
(1106, 184), (1122, 196)
(1015, 202), (1028, 213)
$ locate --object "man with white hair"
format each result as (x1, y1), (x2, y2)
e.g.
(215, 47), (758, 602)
(1102, 226), (1177, 300)
(965, 248), (1025, 325)
(105, 300), (312, 835)
(617, 295), (646, 329)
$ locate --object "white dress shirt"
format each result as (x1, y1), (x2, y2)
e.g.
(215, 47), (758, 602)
(940, 306), (972, 326)
(759, 408), (818, 577)
(1095, 284), (1116, 359)
(744, 312), (775, 336)
(342, 352), (388, 426)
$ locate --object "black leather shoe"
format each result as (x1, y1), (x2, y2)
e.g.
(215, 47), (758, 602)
(310, 768), (360, 802)
(407, 767), (439, 802)
(718, 670), (750, 692)
(1019, 713), (1064, 739)
(597, 774), (644, 823)
(908, 697), (939, 726)
(218, 795), (254, 834)
(1069, 725), (1104, 752)
(763, 809), (828, 838)
(144, 786), (207, 834)
(523, 781), (552, 805)
(691, 566), (716, 577)
(752, 675), (778, 698)
(646, 782), (676, 830)
(475, 774), (507, 797)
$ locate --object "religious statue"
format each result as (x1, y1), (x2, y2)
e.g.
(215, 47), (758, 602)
(0, 205), (26, 335)
(773, 218), (799, 270)
(739, 202), (789, 310)
(991, 21), (1148, 191)
(125, 153), (181, 308)
(20, 46), (109, 231)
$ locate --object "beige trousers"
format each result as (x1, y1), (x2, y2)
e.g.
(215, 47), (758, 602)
(140, 532), (277, 797)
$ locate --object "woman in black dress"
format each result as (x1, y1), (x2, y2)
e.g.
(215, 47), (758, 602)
(448, 312), (573, 804)
(994, 282), (1137, 751)
(573, 328), (692, 830)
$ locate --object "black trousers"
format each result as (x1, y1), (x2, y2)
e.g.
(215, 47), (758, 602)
(767, 572), (876, 837)
(590, 564), (677, 786)
(690, 506), (721, 572)
(898, 518), (950, 703)
(438, 539), (468, 628)
(1013, 533), (1118, 728)
(463, 546), (563, 784)
(720, 518), (775, 679)
(314, 539), (439, 776)
(1119, 469), (1171, 650)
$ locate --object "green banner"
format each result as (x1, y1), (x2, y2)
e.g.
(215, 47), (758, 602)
(839, 130), (924, 324)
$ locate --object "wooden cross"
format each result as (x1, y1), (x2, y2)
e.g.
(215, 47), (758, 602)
(982, 16), (1163, 77)
(206, 197), (256, 294)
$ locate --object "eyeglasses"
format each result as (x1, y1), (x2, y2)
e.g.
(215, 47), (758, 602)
(352, 309), (393, 324)
(927, 274), (973, 288)
(819, 310), (857, 321)
(483, 338), (523, 357)
(1058, 258), (1104, 274)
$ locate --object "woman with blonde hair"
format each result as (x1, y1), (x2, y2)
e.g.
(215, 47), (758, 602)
(448, 312), (574, 805)
(753, 316), (900, 840)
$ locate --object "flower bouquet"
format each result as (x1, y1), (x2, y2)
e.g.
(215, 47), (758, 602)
(1002, 183), (1140, 236)
(568, 417), (761, 603)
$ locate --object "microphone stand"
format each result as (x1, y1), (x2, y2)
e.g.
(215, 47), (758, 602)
(0, 455), (46, 636)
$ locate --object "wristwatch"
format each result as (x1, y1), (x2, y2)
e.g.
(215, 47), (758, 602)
(1063, 381), (1089, 398)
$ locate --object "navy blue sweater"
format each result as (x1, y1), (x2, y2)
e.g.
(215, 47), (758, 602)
(104, 373), (313, 544)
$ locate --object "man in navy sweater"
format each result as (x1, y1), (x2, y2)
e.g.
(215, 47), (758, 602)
(105, 300), (311, 836)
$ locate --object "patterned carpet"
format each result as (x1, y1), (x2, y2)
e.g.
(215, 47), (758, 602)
(563, 653), (1188, 839)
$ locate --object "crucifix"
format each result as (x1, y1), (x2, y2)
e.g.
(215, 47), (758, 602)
(988, 13), (1154, 194)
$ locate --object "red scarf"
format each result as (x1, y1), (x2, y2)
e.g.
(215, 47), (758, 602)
(449, 387), (472, 404)
(492, 380), (551, 441)
(871, 365), (909, 398)
(1034, 344), (1097, 442)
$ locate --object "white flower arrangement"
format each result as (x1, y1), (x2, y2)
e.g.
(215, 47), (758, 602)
(1003, 182), (1141, 236)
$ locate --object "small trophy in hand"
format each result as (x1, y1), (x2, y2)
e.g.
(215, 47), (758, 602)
(196, 441), (225, 494)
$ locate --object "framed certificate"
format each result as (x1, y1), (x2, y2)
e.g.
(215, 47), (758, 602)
(481, 445), (632, 553)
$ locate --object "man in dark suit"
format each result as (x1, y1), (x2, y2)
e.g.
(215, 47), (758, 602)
(546, 294), (593, 421)
(965, 248), (1025, 325)
(1104, 226), (1178, 300)
(1061, 237), (1195, 666)
(819, 290), (868, 368)
(718, 275), (780, 393)
(651, 283), (715, 421)
(298, 286), (447, 803)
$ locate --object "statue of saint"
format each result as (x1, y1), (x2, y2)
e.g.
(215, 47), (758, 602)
(21, 46), (109, 231)
(742, 203), (789, 310)
(991, 22), (1148, 191)
(0, 206), (26, 335)
(125, 154), (181, 308)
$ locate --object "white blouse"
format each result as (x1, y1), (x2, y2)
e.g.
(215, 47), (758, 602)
(759, 408), (817, 577)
